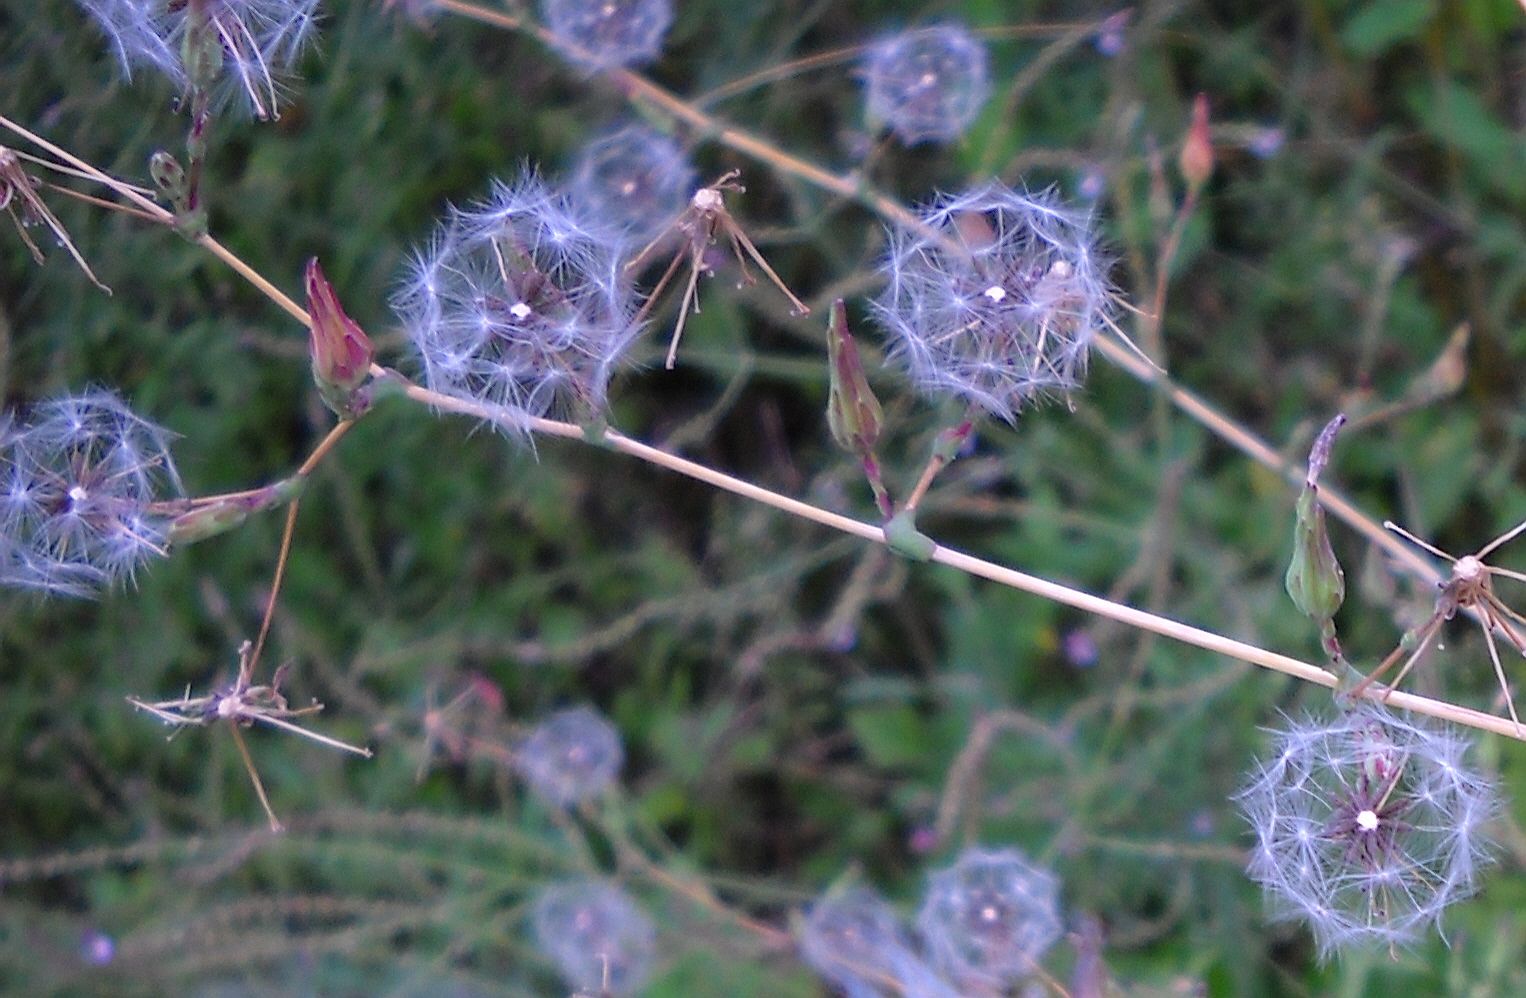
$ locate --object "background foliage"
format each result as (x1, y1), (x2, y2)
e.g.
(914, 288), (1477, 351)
(2, 0), (1525, 994)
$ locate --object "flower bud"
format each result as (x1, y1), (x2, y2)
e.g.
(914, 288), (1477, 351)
(1179, 93), (1214, 194)
(825, 300), (883, 455)
(149, 151), (187, 201)
(1285, 415), (1347, 625)
(305, 258), (375, 417)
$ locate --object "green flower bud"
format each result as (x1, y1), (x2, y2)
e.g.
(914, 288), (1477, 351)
(826, 300), (883, 456)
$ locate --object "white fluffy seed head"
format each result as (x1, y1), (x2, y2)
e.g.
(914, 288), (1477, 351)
(0, 389), (181, 597)
(916, 847), (1062, 989)
(514, 704), (624, 807)
(392, 170), (642, 438)
(863, 25), (989, 145)
(799, 886), (958, 998)
(872, 182), (1112, 422)
(539, 0), (673, 70)
(531, 880), (655, 996)
(1234, 705), (1498, 959)
(569, 124), (694, 244)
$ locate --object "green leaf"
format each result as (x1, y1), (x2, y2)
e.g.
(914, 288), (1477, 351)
(1341, 0), (1436, 56)
(847, 704), (930, 769)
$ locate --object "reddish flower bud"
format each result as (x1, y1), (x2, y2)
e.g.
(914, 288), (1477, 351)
(305, 258), (374, 416)
(1180, 93), (1214, 193)
(826, 300), (883, 456)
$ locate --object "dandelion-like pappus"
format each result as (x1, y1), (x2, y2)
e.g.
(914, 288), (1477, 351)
(393, 171), (641, 437)
(531, 880), (656, 996)
(1235, 706), (1496, 958)
(539, 0), (673, 70)
(799, 887), (956, 998)
(862, 25), (989, 145)
(916, 847), (1062, 989)
(514, 704), (624, 807)
(872, 182), (1113, 422)
(570, 124), (695, 245)
(1, 390), (181, 597)
(75, 0), (321, 119)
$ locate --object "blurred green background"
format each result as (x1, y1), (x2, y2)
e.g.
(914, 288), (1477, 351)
(2, 0), (1524, 994)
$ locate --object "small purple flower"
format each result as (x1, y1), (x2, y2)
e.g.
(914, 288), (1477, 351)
(1, 390), (181, 597)
(570, 125), (695, 245)
(515, 704), (624, 807)
(1061, 629), (1099, 669)
(1235, 705), (1497, 958)
(916, 847), (1062, 989)
(75, 0), (322, 119)
(80, 930), (115, 967)
(872, 183), (1113, 421)
(862, 25), (989, 145)
(393, 170), (642, 437)
(1247, 126), (1286, 160)
(531, 880), (655, 996)
(1094, 10), (1130, 57)
(540, 0), (673, 70)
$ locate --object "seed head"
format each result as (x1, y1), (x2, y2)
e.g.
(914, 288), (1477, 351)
(872, 183), (1112, 422)
(1235, 705), (1498, 958)
(531, 880), (656, 996)
(570, 125), (695, 245)
(393, 170), (641, 437)
(799, 887), (958, 998)
(539, 0), (673, 70)
(75, 0), (322, 119)
(916, 847), (1062, 989)
(1, 390), (181, 597)
(515, 704), (624, 807)
(862, 26), (989, 145)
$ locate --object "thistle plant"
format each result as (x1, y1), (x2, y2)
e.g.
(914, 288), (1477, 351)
(1236, 705), (1496, 957)
(392, 170), (642, 436)
(861, 25), (989, 145)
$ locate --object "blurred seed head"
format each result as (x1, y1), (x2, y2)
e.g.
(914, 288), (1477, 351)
(570, 125), (695, 246)
(531, 880), (656, 996)
(515, 704), (624, 807)
(1235, 705), (1498, 958)
(872, 183), (1112, 422)
(540, 0), (673, 70)
(862, 26), (989, 145)
(799, 887), (957, 998)
(916, 847), (1062, 989)
(1, 390), (181, 597)
(75, 0), (322, 119)
(392, 170), (642, 437)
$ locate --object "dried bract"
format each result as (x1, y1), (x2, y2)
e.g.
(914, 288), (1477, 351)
(0, 147), (110, 292)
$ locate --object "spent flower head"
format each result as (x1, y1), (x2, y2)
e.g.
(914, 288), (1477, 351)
(916, 847), (1062, 989)
(531, 880), (656, 996)
(862, 25), (989, 145)
(1, 390), (181, 597)
(539, 0), (673, 71)
(872, 182), (1112, 422)
(570, 124), (695, 246)
(76, 0), (321, 119)
(393, 170), (642, 436)
(799, 886), (957, 998)
(1235, 705), (1497, 958)
(515, 704), (624, 807)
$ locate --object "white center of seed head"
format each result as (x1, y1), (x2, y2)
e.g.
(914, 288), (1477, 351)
(1049, 260), (1073, 278)
(68, 485), (89, 503)
(1454, 555), (1482, 581)
(509, 301), (533, 321)
(217, 697), (239, 720)
(983, 284), (1007, 303)
(1356, 809), (1380, 832)
(693, 188), (724, 212)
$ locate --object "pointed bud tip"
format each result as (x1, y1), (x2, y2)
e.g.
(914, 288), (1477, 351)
(305, 259), (375, 412)
(1180, 92), (1214, 191)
